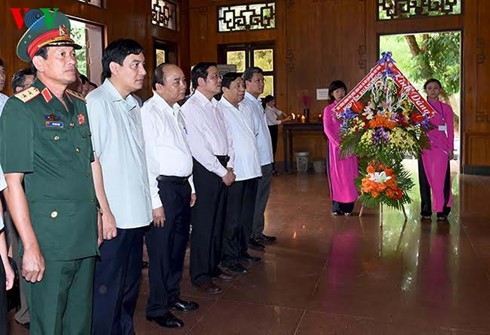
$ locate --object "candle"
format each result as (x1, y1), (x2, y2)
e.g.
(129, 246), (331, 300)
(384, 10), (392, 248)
(301, 115), (306, 123)
(318, 113), (322, 121)
(291, 113), (296, 120)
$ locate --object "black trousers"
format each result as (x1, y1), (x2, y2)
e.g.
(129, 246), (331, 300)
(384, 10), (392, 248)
(92, 227), (145, 335)
(190, 159), (228, 285)
(222, 178), (258, 266)
(418, 159), (451, 217)
(0, 260), (7, 335)
(145, 179), (191, 318)
(268, 125), (279, 159)
(332, 201), (355, 214)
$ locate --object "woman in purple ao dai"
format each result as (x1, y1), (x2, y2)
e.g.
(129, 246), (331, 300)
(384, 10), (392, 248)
(419, 79), (454, 221)
(323, 80), (359, 216)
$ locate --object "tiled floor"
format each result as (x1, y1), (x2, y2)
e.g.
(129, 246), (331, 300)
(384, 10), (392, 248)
(8, 160), (490, 334)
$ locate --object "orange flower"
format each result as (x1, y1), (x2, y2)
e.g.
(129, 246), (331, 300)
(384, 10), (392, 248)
(367, 164), (375, 174)
(385, 188), (394, 198)
(368, 115), (397, 129)
(384, 167), (394, 176)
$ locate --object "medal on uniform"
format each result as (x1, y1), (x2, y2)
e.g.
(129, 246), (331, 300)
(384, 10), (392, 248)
(45, 113), (61, 121)
(44, 113), (63, 128)
(78, 113), (85, 125)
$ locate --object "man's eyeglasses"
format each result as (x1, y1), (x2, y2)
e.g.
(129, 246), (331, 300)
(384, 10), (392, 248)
(207, 73), (222, 80)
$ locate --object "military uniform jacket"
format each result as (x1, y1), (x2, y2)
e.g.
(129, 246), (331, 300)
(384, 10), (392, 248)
(0, 80), (98, 261)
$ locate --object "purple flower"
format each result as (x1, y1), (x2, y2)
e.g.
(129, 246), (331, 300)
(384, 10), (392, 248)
(420, 114), (431, 129)
(372, 127), (389, 145)
(341, 108), (357, 119)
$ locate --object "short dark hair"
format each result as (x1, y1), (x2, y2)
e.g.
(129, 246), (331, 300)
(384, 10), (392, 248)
(11, 68), (34, 90)
(221, 72), (242, 89)
(101, 39), (144, 81)
(151, 63), (172, 90)
(0, 58), (4, 67)
(30, 46), (49, 75)
(242, 66), (263, 82)
(191, 62), (217, 89)
(423, 78), (442, 90)
(328, 80), (347, 100)
(262, 95), (274, 109)
(80, 74), (89, 84)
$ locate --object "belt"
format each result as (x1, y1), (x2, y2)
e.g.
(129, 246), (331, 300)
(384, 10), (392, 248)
(215, 155), (230, 167)
(156, 175), (190, 185)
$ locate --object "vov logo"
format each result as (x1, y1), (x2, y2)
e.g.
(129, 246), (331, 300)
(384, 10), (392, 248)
(9, 8), (59, 30)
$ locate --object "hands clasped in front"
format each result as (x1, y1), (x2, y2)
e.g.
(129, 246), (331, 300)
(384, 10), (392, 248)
(222, 168), (236, 186)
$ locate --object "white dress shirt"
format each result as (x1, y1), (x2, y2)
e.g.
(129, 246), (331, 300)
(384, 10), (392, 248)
(242, 92), (274, 166)
(0, 164), (5, 229)
(265, 105), (284, 126)
(141, 92), (195, 209)
(0, 93), (8, 116)
(219, 97), (262, 181)
(86, 79), (152, 229)
(181, 89), (234, 177)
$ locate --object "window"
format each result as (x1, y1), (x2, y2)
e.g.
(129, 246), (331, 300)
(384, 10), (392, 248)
(220, 44), (275, 97)
(154, 41), (178, 67)
(378, 0), (462, 20)
(218, 2), (275, 32)
(152, 0), (178, 31)
(77, 0), (103, 7)
(156, 49), (167, 65)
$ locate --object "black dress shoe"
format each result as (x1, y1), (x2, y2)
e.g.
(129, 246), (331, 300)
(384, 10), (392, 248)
(225, 263), (248, 274)
(256, 234), (277, 244)
(263, 233), (277, 241)
(193, 281), (223, 295)
(241, 253), (261, 263)
(146, 312), (184, 328)
(170, 299), (199, 312)
(248, 238), (265, 250)
(214, 272), (235, 281)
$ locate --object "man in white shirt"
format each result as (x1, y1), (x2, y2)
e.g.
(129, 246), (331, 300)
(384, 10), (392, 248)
(87, 39), (152, 335)
(0, 164), (14, 335)
(0, 59), (8, 114)
(140, 63), (199, 329)
(219, 73), (262, 274)
(242, 67), (277, 248)
(181, 62), (236, 295)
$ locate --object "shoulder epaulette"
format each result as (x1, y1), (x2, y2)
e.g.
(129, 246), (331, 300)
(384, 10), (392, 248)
(14, 87), (40, 103)
(66, 89), (86, 102)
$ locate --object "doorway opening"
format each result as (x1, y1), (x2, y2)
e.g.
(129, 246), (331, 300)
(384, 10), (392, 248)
(379, 31), (462, 162)
(69, 19), (104, 85)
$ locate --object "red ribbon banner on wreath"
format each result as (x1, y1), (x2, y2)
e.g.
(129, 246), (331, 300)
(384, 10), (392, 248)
(333, 52), (436, 117)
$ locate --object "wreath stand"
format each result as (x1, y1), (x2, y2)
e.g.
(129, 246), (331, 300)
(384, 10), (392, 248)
(358, 203), (408, 227)
(358, 203), (408, 257)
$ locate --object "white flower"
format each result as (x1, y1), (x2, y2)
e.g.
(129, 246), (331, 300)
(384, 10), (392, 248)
(368, 171), (391, 183)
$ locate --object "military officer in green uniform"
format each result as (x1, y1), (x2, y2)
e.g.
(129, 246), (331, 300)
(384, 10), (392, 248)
(0, 11), (99, 334)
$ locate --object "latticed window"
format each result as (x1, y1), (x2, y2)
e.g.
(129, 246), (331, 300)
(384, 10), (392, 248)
(378, 0), (462, 20)
(218, 2), (275, 33)
(220, 44), (275, 97)
(151, 0), (178, 31)
(77, 0), (103, 7)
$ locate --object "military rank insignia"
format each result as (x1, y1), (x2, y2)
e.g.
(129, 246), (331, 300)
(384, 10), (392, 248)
(78, 113), (85, 125)
(15, 87), (40, 103)
(45, 114), (64, 128)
